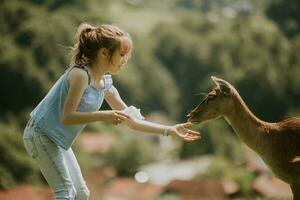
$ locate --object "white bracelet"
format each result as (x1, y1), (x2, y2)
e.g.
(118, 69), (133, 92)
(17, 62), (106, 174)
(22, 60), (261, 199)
(163, 128), (169, 137)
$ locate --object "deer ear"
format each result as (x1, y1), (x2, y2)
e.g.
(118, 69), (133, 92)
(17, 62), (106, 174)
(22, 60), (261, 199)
(211, 76), (220, 87)
(219, 83), (231, 96)
(211, 76), (231, 96)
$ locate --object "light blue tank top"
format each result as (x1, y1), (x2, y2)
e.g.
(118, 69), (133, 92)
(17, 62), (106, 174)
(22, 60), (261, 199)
(29, 65), (113, 150)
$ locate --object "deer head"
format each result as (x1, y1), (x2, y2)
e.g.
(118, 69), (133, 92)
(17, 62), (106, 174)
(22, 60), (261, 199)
(187, 76), (234, 124)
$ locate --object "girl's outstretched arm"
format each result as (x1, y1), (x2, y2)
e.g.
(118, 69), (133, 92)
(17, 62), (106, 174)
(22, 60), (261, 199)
(105, 86), (201, 141)
(125, 118), (201, 141)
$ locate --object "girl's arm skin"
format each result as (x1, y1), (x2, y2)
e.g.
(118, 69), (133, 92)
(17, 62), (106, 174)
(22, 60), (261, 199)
(105, 85), (201, 141)
(61, 68), (129, 125)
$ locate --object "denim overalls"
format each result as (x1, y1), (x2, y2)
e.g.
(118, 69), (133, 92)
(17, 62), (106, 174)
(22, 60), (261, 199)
(23, 65), (112, 200)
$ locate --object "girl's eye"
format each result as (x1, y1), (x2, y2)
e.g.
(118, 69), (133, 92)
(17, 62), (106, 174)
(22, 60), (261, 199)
(120, 52), (127, 57)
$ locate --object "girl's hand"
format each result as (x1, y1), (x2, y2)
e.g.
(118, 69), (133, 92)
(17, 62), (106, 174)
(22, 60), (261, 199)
(168, 122), (201, 141)
(101, 110), (129, 125)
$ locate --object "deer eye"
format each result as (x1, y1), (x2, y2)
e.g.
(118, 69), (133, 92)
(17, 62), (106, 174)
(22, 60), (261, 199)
(207, 95), (216, 101)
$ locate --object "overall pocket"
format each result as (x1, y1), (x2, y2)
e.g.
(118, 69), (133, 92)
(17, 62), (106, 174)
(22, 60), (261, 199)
(34, 127), (55, 146)
(38, 133), (54, 145)
(23, 138), (38, 159)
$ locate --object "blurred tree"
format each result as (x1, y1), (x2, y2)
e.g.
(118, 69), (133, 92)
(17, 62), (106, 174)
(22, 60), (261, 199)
(0, 122), (40, 189)
(152, 12), (300, 158)
(266, 0), (300, 38)
(0, 0), (109, 120)
(1, 0), (300, 190)
(0, 0), (180, 121)
(153, 13), (299, 122)
(101, 133), (157, 176)
(153, 17), (219, 121)
(115, 35), (180, 116)
(196, 157), (255, 195)
(175, 0), (255, 14)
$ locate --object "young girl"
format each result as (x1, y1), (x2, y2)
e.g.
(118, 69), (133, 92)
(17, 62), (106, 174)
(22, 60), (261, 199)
(23, 23), (200, 200)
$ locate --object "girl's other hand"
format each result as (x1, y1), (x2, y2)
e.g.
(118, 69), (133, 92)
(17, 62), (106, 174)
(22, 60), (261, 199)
(101, 110), (129, 125)
(168, 122), (201, 141)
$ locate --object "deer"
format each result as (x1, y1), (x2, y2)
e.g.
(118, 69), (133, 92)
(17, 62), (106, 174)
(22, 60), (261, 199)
(187, 76), (300, 199)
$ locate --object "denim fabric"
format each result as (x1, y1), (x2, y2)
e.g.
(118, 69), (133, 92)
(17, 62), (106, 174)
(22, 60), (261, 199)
(23, 125), (90, 200)
(29, 65), (113, 150)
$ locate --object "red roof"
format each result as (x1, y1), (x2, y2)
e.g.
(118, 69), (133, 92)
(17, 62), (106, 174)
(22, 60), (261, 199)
(80, 132), (116, 153)
(0, 185), (52, 200)
(101, 178), (164, 200)
(253, 174), (292, 198)
(166, 180), (225, 199)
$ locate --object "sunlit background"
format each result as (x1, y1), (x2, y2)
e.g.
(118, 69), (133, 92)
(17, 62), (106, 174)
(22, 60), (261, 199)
(1, 0), (300, 199)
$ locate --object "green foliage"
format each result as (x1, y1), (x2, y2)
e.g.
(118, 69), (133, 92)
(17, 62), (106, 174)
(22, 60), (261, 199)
(0, 0), (113, 119)
(72, 142), (107, 174)
(207, 120), (246, 161)
(196, 157), (255, 195)
(180, 125), (215, 158)
(266, 0), (300, 38)
(0, 0), (180, 121)
(0, 122), (40, 189)
(116, 36), (180, 116)
(155, 193), (180, 200)
(153, 13), (300, 122)
(180, 120), (246, 162)
(1, 0), (300, 195)
(100, 131), (157, 176)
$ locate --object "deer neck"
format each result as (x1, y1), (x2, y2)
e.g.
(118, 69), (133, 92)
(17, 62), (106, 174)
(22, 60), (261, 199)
(223, 92), (267, 151)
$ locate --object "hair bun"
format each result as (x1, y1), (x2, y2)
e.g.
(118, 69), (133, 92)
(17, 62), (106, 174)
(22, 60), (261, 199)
(85, 27), (92, 32)
(76, 23), (95, 37)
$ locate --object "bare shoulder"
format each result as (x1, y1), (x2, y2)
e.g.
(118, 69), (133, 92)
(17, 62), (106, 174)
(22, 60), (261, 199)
(67, 67), (89, 85)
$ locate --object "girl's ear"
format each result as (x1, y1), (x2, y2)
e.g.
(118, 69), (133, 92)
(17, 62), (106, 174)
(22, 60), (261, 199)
(99, 48), (109, 58)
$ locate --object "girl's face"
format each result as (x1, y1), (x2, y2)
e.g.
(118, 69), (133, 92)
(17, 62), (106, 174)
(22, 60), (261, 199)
(107, 49), (130, 75)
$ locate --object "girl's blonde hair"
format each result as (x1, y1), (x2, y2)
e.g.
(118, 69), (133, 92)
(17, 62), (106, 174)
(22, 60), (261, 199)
(71, 23), (132, 65)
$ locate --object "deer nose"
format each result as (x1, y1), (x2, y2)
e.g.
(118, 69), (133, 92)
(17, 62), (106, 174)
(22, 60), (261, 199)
(186, 113), (194, 121)
(187, 117), (199, 124)
(187, 112), (193, 118)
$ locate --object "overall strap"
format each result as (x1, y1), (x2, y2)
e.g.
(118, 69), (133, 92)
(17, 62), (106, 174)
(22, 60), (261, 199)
(104, 74), (113, 91)
(71, 64), (91, 85)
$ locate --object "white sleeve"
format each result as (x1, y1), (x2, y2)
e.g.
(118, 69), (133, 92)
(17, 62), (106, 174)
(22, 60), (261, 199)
(123, 106), (145, 120)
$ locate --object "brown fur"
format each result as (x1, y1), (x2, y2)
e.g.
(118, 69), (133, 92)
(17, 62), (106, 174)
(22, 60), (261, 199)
(187, 76), (300, 199)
